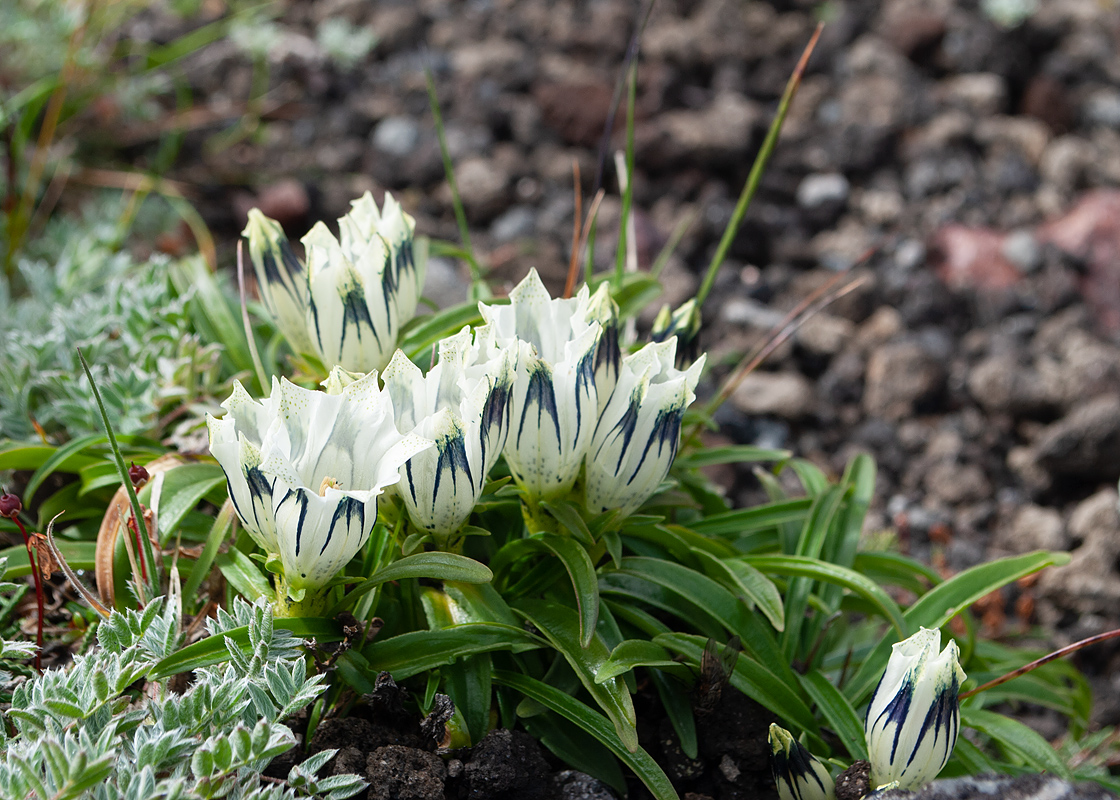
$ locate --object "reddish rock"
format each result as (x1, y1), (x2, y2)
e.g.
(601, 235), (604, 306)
(257, 179), (311, 227)
(928, 225), (1021, 291)
(1037, 190), (1120, 333)
(1021, 74), (1074, 134)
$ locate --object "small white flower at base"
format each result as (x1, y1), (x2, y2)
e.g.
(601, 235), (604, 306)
(479, 269), (617, 502)
(243, 192), (426, 374)
(584, 338), (705, 518)
(381, 326), (515, 539)
(865, 627), (967, 791)
(207, 376), (432, 612)
(769, 724), (836, 800)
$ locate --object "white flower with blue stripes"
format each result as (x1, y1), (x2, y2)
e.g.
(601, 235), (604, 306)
(243, 192), (426, 373)
(584, 337), (705, 518)
(865, 627), (966, 791)
(207, 375), (431, 608)
(479, 269), (618, 502)
(769, 724), (835, 800)
(382, 326), (515, 538)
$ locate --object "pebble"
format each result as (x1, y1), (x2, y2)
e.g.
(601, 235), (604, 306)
(796, 172), (850, 209)
(372, 116), (420, 157)
(1001, 229), (1043, 273)
(731, 372), (816, 420)
(490, 205), (536, 242)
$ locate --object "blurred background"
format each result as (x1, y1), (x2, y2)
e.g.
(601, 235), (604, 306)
(4, 0), (1120, 727)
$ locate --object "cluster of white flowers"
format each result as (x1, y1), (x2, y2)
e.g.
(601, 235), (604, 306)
(209, 195), (705, 611)
(769, 627), (966, 800)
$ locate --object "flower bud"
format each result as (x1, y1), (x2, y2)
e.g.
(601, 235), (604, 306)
(0, 493), (22, 518)
(865, 627), (966, 791)
(243, 209), (315, 355)
(651, 298), (701, 367)
(769, 724), (835, 800)
(128, 462), (150, 489)
(584, 338), (704, 517)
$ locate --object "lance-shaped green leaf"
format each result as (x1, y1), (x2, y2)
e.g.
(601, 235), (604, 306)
(515, 599), (638, 752)
(493, 670), (678, 800)
(330, 552), (492, 614)
(361, 623), (544, 680)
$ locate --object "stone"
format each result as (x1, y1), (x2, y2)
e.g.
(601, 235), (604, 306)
(967, 354), (1054, 416)
(454, 157), (509, 222)
(1001, 229), (1043, 273)
(864, 341), (946, 420)
(372, 116), (420, 158)
(925, 461), (991, 505)
(994, 504), (1067, 555)
(940, 72), (1007, 115)
(422, 257), (470, 309)
(254, 179), (310, 227)
(796, 313), (855, 356)
(929, 225), (1021, 291)
(1040, 489), (1120, 617)
(1031, 396), (1120, 482)
(657, 93), (762, 163)
(731, 372), (815, 420)
(490, 205), (536, 243)
(552, 770), (617, 800)
(797, 173), (850, 209)
(876, 774), (1117, 799)
(366, 746), (446, 800)
(1085, 87), (1120, 128)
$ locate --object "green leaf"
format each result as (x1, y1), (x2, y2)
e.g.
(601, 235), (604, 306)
(539, 533), (599, 648)
(674, 445), (790, 469)
(962, 707), (1072, 780)
(141, 462), (225, 543)
(595, 639), (691, 683)
(182, 500), (236, 605)
(743, 554), (906, 637)
(541, 500), (594, 546)
(330, 552), (492, 614)
(853, 551), (941, 596)
(688, 497), (812, 537)
(492, 670), (679, 800)
(362, 623), (543, 680)
(21, 434), (106, 505)
(798, 671), (868, 761)
(215, 549), (272, 602)
(400, 301), (484, 359)
(0, 541), (95, 577)
(443, 653), (492, 746)
(651, 668), (698, 760)
(845, 551), (1071, 705)
(150, 618), (341, 678)
(692, 550), (785, 631)
(515, 599), (638, 752)
(0, 444), (97, 474)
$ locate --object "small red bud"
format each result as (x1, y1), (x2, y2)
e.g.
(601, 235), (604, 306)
(128, 462), (150, 488)
(0, 493), (22, 518)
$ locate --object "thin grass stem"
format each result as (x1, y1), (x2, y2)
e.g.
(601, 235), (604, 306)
(694, 23), (823, 308)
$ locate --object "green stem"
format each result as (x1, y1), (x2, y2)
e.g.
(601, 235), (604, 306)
(425, 67), (481, 283)
(78, 348), (159, 601)
(612, 60), (638, 289)
(694, 23), (823, 308)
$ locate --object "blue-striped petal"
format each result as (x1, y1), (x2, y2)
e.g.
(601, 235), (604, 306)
(865, 627), (966, 791)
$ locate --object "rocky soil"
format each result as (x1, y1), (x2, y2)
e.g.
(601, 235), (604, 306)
(117, 0), (1120, 744)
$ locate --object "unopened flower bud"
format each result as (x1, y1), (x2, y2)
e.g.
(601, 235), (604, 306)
(129, 462), (150, 489)
(0, 493), (22, 518)
(865, 627), (966, 791)
(769, 724), (835, 800)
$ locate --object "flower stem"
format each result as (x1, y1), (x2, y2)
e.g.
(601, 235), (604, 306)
(10, 515), (44, 671)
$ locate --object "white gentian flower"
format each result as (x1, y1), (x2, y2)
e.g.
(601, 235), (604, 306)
(478, 269), (618, 501)
(244, 209), (315, 356)
(381, 326), (515, 539)
(584, 338), (705, 517)
(865, 627), (966, 791)
(243, 192), (426, 373)
(207, 376), (431, 613)
(769, 724), (836, 800)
